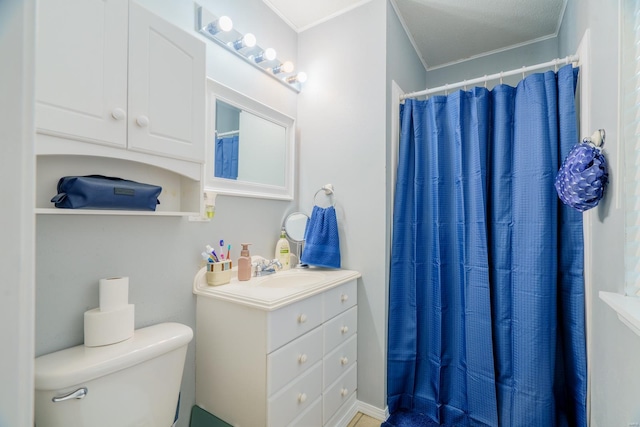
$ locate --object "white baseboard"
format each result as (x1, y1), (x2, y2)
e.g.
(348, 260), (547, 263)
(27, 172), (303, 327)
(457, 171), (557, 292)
(355, 400), (389, 421)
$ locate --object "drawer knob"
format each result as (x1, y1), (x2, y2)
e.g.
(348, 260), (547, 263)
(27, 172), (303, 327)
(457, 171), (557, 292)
(340, 326), (349, 334)
(340, 388), (349, 397)
(111, 108), (126, 120)
(298, 354), (308, 364)
(340, 356), (349, 365)
(136, 115), (149, 127)
(340, 294), (349, 302)
(298, 392), (307, 403)
(298, 314), (307, 324)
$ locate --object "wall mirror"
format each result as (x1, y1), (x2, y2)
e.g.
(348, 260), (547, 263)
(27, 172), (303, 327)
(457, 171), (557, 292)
(205, 79), (295, 200)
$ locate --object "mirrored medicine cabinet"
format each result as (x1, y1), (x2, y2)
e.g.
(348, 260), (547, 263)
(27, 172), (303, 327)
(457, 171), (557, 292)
(205, 79), (295, 200)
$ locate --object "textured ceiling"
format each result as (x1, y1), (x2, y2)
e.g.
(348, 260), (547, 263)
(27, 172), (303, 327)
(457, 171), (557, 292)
(263, 0), (566, 70)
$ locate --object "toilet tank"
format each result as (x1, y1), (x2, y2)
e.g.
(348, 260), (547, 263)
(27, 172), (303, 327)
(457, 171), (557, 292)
(34, 322), (193, 427)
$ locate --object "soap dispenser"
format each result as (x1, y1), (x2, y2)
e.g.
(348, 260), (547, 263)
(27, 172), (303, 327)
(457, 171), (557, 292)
(275, 228), (291, 270)
(238, 243), (252, 281)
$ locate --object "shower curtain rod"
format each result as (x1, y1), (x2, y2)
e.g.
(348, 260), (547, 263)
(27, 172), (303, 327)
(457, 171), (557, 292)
(400, 54), (580, 100)
(216, 130), (239, 137)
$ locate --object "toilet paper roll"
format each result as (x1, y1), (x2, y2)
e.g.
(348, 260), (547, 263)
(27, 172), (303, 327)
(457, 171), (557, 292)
(84, 304), (135, 347)
(99, 277), (129, 311)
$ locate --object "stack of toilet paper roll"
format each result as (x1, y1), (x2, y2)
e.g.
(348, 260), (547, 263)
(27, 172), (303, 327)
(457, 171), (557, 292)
(84, 277), (135, 347)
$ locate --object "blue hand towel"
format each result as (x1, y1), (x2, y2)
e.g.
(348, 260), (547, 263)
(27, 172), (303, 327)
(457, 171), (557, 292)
(301, 205), (341, 268)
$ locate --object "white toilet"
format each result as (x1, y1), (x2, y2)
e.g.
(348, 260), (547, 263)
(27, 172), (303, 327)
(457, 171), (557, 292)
(34, 322), (193, 427)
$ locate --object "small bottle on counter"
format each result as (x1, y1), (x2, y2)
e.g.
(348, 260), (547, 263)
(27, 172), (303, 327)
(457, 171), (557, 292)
(238, 243), (252, 281)
(275, 229), (290, 270)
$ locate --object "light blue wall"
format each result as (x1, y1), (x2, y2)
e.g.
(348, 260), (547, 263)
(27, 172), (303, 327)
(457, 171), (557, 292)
(559, 1), (640, 426)
(424, 37), (559, 89)
(297, 0), (389, 410)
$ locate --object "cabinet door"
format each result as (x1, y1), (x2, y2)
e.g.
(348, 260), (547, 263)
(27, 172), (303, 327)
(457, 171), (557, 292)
(128, 2), (205, 163)
(36, 0), (128, 147)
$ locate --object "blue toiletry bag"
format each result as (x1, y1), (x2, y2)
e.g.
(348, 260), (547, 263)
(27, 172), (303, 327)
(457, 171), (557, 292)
(51, 175), (162, 211)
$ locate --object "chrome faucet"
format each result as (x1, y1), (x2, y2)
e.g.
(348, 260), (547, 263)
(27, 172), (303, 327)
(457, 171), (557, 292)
(253, 258), (282, 276)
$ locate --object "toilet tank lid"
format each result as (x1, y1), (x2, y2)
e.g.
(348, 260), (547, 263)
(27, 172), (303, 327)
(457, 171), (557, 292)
(35, 322), (193, 391)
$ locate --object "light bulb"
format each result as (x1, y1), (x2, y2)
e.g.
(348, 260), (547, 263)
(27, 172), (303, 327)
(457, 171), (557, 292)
(286, 72), (308, 84)
(233, 33), (256, 50)
(273, 61), (294, 74)
(254, 48), (277, 63)
(207, 15), (233, 34)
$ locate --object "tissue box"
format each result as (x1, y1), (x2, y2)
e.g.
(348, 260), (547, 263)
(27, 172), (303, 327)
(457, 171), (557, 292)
(206, 261), (232, 286)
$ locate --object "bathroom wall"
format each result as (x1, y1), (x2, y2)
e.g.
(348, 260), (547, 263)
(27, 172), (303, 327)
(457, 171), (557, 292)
(0, 1), (35, 426)
(34, 1), (298, 426)
(296, 0), (426, 412)
(558, 1), (640, 426)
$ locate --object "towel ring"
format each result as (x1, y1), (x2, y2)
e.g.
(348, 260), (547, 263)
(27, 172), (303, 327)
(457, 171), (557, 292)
(313, 184), (335, 207)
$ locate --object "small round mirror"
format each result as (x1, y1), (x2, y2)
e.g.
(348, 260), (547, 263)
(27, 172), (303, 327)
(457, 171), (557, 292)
(283, 212), (309, 242)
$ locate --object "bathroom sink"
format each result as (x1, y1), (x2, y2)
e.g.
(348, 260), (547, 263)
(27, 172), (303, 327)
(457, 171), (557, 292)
(255, 270), (327, 288)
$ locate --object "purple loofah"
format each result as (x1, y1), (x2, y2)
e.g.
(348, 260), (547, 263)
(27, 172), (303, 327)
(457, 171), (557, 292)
(555, 140), (608, 212)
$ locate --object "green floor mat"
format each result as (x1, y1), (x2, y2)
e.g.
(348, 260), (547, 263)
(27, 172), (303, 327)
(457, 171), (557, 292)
(189, 405), (232, 427)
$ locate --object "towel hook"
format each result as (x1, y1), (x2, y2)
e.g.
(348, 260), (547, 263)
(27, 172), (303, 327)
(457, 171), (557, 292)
(313, 184), (335, 207)
(589, 129), (606, 148)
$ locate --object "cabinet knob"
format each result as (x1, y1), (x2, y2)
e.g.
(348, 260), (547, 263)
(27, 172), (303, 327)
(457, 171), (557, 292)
(340, 294), (349, 302)
(111, 108), (126, 120)
(340, 326), (349, 334)
(136, 115), (150, 127)
(298, 314), (307, 324)
(340, 356), (349, 365)
(298, 354), (308, 364)
(340, 388), (349, 397)
(298, 392), (307, 403)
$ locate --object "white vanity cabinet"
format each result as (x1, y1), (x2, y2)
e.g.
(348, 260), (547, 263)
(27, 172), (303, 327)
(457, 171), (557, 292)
(35, 0), (205, 165)
(194, 269), (361, 427)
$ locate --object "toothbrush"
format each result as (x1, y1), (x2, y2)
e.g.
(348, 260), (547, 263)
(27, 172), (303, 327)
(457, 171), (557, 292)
(219, 240), (225, 260)
(226, 244), (231, 260)
(205, 245), (220, 262)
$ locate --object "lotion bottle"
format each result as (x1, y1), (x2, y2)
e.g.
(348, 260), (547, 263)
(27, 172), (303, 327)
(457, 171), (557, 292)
(238, 243), (252, 281)
(275, 229), (290, 270)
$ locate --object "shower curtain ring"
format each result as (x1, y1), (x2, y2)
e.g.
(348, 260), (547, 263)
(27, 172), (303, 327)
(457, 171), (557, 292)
(522, 66), (526, 79)
(484, 76), (488, 88)
(500, 72), (503, 85)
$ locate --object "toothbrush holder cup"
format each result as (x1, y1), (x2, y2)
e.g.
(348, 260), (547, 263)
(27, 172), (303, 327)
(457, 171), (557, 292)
(206, 260), (232, 286)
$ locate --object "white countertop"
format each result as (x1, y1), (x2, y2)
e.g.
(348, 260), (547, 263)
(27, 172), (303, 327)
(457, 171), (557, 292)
(193, 267), (361, 310)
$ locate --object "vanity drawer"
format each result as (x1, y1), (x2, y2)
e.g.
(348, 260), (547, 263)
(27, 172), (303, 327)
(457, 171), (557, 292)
(323, 305), (357, 354)
(268, 293), (323, 352)
(323, 279), (357, 321)
(268, 326), (323, 395)
(323, 334), (357, 388)
(287, 396), (322, 427)
(323, 363), (357, 423)
(268, 361), (322, 427)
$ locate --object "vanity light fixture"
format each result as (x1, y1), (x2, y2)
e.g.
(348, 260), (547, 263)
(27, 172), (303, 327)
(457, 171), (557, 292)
(196, 6), (306, 92)
(232, 33), (257, 50)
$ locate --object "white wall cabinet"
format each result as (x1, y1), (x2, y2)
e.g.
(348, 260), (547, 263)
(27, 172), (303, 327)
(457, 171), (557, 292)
(195, 278), (359, 426)
(35, 0), (205, 165)
(34, 0), (206, 215)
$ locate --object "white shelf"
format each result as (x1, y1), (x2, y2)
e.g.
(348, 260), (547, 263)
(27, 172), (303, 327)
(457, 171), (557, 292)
(35, 208), (198, 217)
(599, 291), (640, 336)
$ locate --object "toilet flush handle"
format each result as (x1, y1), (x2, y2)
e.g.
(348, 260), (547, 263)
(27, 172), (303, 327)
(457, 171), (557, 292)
(52, 387), (88, 403)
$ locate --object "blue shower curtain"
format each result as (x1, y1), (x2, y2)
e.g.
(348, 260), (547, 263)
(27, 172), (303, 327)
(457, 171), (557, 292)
(387, 64), (586, 427)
